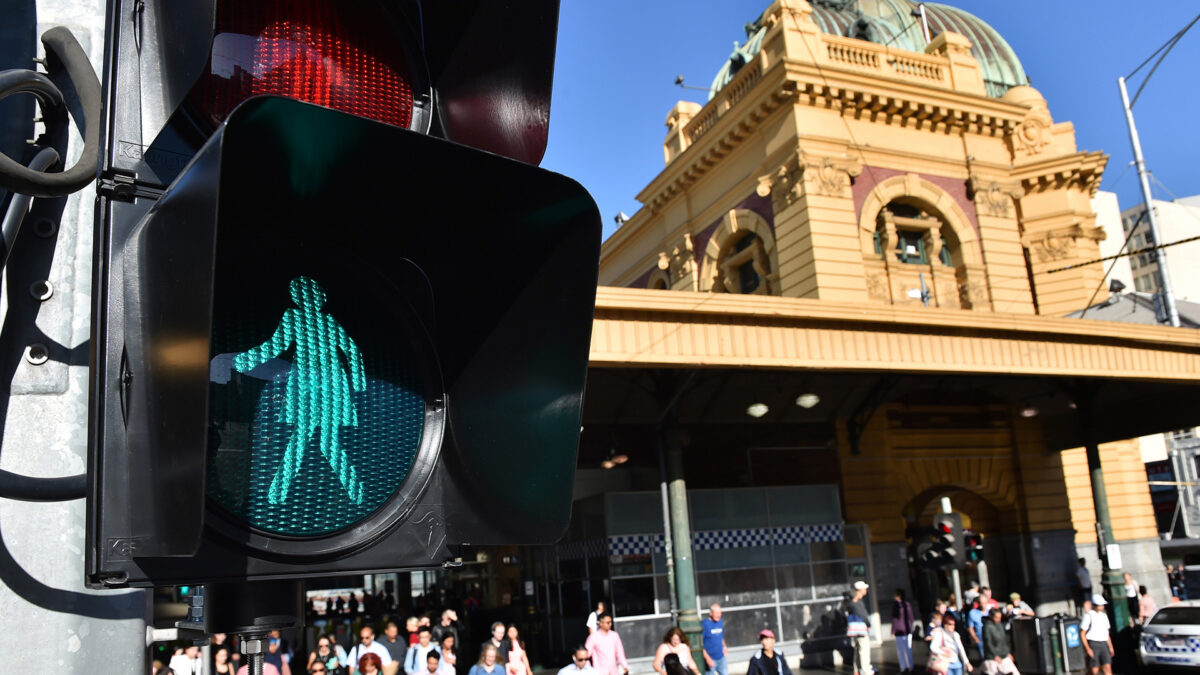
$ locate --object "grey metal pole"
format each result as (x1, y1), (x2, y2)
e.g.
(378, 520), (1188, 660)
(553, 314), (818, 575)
(1118, 76), (1180, 327)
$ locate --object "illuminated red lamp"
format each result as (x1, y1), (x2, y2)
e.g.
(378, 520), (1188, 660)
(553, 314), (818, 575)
(189, 0), (417, 130)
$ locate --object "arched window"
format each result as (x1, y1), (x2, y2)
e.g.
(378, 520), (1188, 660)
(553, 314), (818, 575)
(715, 233), (771, 295)
(873, 201), (956, 267)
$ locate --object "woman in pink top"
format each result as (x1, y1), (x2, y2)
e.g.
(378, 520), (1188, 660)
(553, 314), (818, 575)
(584, 614), (628, 675)
(505, 625), (532, 675)
(653, 628), (700, 675)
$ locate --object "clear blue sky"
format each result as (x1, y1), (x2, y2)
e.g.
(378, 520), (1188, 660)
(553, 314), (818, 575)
(541, 1), (1200, 241)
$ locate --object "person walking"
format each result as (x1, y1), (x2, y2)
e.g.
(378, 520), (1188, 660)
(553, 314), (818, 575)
(654, 628), (701, 675)
(349, 627), (394, 675)
(379, 622), (409, 668)
(169, 645), (205, 675)
(469, 646), (503, 675)
(480, 623), (510, 667)
(1076, 559), (1093, 607)
(505, 625), (532, 675)
(982, 608), (1018, 675)
(433, 611), (460, 647)
(584, 613), (628, 675)
(309, 636), (349, 675)
(586, 601), (608, 635)
(967, 599), (986, 662)
(845, 581), (873, 675)
(1137, 585), (1157, 626)
(891, 589), (917, 674)
(438, 635), (457, 675)
(557, 647), (596, 675)
(701, 604), (728, 675)
(1081, 595), (1114, 675)
(930, 615), (973, 675)
(745, 630), (793, 675)
(1122, 573), (1138, 627)
(404, 628), (439, 675)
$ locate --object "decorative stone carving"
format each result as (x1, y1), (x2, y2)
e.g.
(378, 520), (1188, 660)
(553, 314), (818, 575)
(756, 156), (802, 212)
(968, 175), (1024, 218)
(757, 154), (862, 210)
(658, 234), (697, 284)
(866, 271), (890, 301)
(957, 280), (989, 309)
(1024, 224), (1105, 263)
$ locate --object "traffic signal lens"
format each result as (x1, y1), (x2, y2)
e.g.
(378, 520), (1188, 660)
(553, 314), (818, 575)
(190, 0), (416, 129)
(206, 267), (434, 538)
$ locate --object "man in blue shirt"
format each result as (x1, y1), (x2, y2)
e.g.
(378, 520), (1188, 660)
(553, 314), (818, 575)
(701, 603), (728, 675)
(966, 600), (985, 661)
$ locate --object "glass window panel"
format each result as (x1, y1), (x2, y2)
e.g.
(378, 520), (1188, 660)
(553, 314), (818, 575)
(612, 617), (673, 660)
(606, 493), (664, 536)
(812, 561), (848, 599)
(559, 558), (585, 579)
(697, 568), (775, 607)
(696, 545), (774, 572)
(773, 543), (811, 565)
(689, 488), (768, 530)
(717, 606), (779, 647)
(611, 554), (652, 578)
(655, 576), (673, 611)
(810, 540), (845, 562)
(779, 599), (848, 647)
(766, 485), (841, 525)
(561, 578), (590, 615)
(775, 564), (814, 602)
(612, 577), (656, 617)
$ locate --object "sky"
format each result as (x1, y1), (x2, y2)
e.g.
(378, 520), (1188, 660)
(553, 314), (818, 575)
(541, 1), (1200, 241)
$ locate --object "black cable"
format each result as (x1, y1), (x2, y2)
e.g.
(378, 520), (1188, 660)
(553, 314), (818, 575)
(1127, 12), (1200, 107)
(1077, 211), (1144, 320)
(0, 469), (86, 502)
(0, 69), (64, 112)
(0, 145), (86, 502)
(0, 147), (58, 267)
(0, 27), (101, 198)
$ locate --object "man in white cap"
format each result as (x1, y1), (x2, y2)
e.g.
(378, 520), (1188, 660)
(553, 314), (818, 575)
(1080, 594), (1113, 675)
(845, 581), (873, 675)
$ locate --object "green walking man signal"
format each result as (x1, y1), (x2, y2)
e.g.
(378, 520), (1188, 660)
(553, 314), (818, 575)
(229, 276), (368, 506)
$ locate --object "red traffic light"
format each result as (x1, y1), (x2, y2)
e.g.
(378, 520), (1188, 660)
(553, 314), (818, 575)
(188, 0), (424, 130)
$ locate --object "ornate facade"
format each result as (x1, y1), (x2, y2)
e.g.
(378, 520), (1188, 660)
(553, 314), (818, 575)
(573, 0), (1199, 648)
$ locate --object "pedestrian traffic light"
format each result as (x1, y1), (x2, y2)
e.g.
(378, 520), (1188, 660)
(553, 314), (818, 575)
(964, 532), (984, 562)
(85, 0), (599, 588)
(921, 513), (964, 570)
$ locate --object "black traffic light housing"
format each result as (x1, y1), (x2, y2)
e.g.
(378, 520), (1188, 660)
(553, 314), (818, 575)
(920, 513), (964, 570)
(86, 0), (599, 588)
(964, 531), (984, 562)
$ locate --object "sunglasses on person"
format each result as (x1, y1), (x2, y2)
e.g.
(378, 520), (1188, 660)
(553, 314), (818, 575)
(574, 656), (588, 663)
(311, 669), (327, 674)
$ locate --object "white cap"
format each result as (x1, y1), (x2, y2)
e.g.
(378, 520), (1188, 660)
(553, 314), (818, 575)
(853, 581), (869, 591)
(1091, 593), (1107, 606)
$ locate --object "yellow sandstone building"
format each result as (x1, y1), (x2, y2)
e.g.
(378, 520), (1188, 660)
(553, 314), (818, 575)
(538, 0), (1200, 657)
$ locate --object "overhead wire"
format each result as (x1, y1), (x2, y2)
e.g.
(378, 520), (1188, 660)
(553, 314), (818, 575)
(1127, 12), (1200, 107)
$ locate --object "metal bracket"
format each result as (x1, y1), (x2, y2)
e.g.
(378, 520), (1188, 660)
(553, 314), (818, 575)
(97, 170), (163, 202)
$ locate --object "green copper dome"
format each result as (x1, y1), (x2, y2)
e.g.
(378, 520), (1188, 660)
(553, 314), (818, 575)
(710, 0), (1030, 99)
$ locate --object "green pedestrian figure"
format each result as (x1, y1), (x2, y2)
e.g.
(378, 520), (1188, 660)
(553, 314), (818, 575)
(234, 276), (367, 505)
